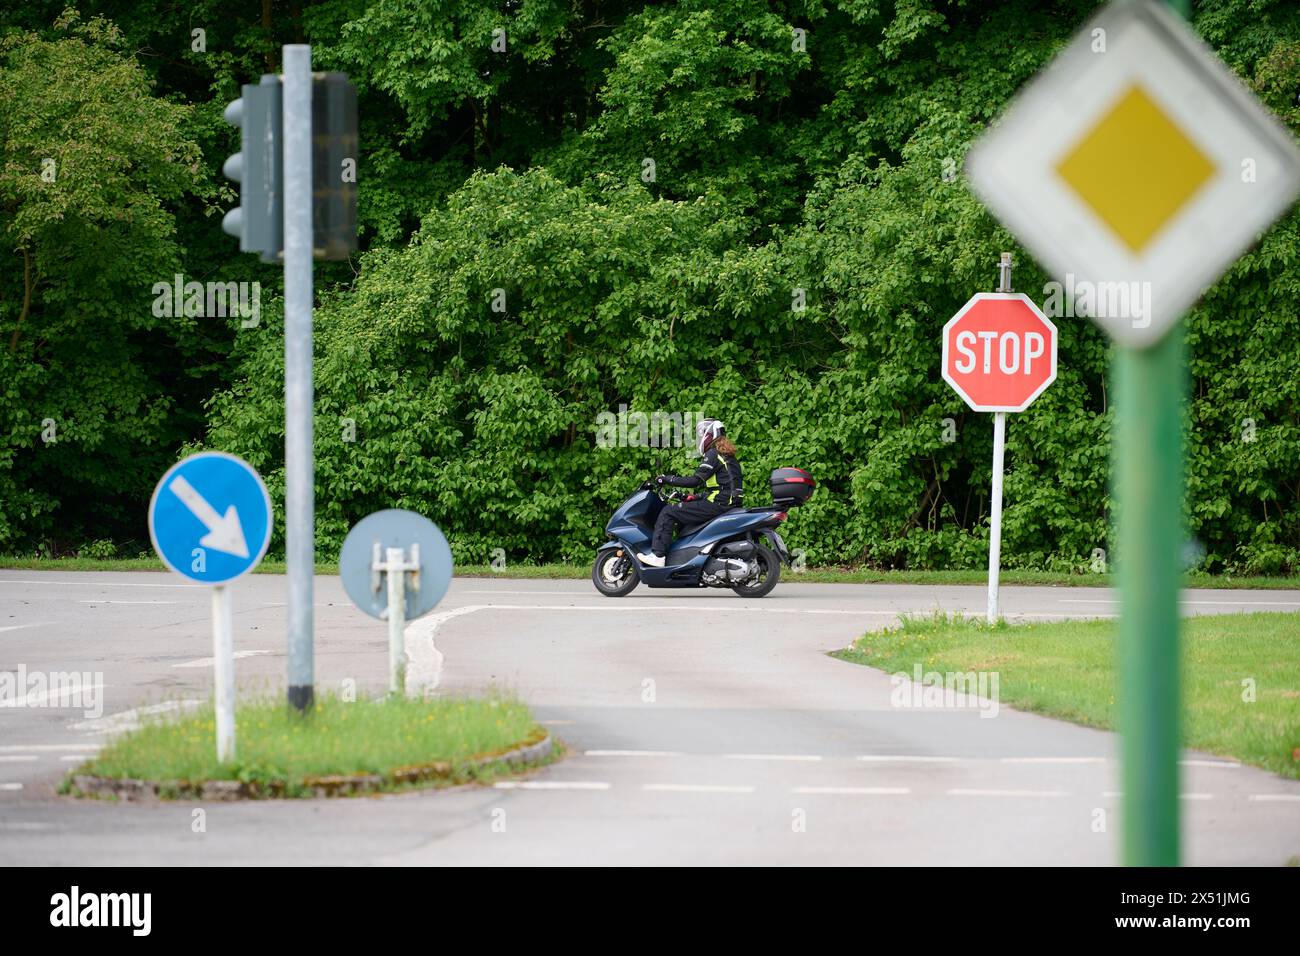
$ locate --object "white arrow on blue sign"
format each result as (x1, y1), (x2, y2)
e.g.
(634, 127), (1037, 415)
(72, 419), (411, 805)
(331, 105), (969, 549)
(148, 451), (272, 584)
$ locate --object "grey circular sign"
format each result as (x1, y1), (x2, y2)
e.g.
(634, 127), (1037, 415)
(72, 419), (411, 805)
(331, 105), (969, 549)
(339, 509), (453, 620)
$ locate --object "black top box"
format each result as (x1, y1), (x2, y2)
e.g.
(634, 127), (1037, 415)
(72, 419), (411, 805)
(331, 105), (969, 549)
(770, 467), (816, 507)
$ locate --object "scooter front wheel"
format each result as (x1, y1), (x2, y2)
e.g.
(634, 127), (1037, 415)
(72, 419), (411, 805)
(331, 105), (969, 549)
(592, 549), (641, 597)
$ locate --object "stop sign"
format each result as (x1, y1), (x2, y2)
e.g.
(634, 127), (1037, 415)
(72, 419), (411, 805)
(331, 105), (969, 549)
(942, 293), (1057, 412)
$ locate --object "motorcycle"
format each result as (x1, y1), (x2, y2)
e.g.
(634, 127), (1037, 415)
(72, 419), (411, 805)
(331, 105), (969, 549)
(591, 467), (816, 598)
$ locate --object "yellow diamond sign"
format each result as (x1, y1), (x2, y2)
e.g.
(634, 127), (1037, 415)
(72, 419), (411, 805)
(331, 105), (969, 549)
(1055, 85), (1216, 254)
(965, 0), (1300, 346)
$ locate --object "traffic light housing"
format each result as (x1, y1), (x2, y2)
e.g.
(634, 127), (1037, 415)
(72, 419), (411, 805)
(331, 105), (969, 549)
(221, 71), (357, 261)
(312, 73), (358, 260)
(222, 75), (283, 262)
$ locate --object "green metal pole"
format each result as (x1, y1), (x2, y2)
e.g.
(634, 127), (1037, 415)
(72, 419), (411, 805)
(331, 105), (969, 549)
(1113, 327), (1184, 866)
(1112, 0), (1192, 872)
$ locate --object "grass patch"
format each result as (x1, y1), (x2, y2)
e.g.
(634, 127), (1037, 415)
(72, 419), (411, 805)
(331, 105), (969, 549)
(5, 554), (1300, 589)
(833, 611), (1300, 779)
(71, 692), (548, 797)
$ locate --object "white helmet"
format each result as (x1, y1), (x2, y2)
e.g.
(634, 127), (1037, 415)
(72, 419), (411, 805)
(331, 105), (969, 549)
(696, 418), (724, 456)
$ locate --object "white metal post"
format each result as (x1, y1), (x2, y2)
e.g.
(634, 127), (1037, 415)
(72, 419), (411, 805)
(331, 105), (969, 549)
(987, 251), (1013, 625)
(988, 412), (1006, 624)
(212, 585), (236, 762)
(386, 546), (407, 694)
(283, 45), (315, 712)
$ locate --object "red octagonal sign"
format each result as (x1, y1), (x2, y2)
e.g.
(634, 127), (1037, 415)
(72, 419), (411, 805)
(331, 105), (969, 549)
(942, 293), (1058, 412)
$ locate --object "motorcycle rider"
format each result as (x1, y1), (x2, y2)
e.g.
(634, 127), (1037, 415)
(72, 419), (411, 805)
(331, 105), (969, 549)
(638, 418), (743, 567)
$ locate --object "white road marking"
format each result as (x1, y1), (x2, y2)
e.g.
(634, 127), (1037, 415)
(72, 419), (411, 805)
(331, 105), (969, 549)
(724, 753), (823, 762)
(583, 750), (681, 758)
(493, 781), (610, 791)
(1181, 793), (1213, 800)
(793, 786), (910, 795)
(0, 783), (23, 791)
(644, 784), (756, 793)
(0, 822), (53, 830)
(173, 649), (272, 668)
(858, 755), (959, 763)
(1247, 794), (1300, 802)
(0, 743), (101, 753)
(0, 755), (38, 763)
(59, 755), (92, 762)
(1180, 759), (1240, 769)
(71, 699), (204, 735)
(540, 720), (574, 726)
(1060, 598), (1300, 606)
(0, 579), (202, 589)
(1000, 756), (1106, 764)
(948, 788), (1067, 797)
(76, 600), (185, 605)
(0, 624), (42, 634)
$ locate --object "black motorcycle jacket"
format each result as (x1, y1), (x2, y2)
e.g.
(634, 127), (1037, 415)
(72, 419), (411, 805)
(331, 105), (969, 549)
(665, 448), (744, 507)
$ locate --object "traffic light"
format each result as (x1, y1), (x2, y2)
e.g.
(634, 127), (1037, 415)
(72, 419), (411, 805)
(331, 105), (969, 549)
(221, 75), (283, 261)
(311, 73), (358, 260)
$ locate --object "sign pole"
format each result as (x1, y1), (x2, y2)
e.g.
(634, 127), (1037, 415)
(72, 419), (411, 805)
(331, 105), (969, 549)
(1110, 0), (1190, 872)
(385, 547), (408, 695)
(283, 44), (315, 713)
(987, 412), (1005, 624)
(1114, 332), (1184, 866)
(986, 252), (1013, 624)
(212, 584), (236, 763)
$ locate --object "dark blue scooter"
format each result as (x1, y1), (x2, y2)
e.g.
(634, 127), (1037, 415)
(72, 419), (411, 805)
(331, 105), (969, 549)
(591, 467), (816, 598)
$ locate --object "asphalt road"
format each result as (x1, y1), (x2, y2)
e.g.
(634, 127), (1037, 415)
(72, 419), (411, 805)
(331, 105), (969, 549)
(1, 570), (1297, 865)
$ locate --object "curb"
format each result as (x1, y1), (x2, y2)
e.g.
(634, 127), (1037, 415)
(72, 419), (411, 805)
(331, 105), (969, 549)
(68, 731), (554, 802)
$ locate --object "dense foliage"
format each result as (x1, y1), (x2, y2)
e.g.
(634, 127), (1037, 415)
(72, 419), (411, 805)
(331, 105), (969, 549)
(3, 1), (1300, 573)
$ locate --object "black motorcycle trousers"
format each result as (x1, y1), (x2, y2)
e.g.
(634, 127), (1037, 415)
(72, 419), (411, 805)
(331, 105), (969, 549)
(651, 499), (728, 557)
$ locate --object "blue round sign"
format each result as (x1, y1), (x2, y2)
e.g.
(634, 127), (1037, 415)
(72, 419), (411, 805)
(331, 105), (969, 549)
(148, 451), (272, 584)
(339, 509), (453, 620)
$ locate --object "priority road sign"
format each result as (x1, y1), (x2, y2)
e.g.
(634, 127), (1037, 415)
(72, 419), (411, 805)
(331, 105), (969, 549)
(148, 451), (272, 584)
(965, 0), (1300, 347)
(942, 293), (1058, 413)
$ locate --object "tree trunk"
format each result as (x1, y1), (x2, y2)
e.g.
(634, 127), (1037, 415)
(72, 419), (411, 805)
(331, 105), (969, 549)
(9, 245), (32, 354)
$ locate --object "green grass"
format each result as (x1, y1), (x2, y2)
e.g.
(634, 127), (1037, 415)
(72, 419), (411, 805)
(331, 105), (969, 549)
(834, 611), (1300, 778)
(5, 554), (1300, 589)
(71, 692), (547, 796)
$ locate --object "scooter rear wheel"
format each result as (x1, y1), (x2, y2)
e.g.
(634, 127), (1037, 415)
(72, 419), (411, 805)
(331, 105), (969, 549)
(731, 544), (780, 598)
(592, 549), (640, 597)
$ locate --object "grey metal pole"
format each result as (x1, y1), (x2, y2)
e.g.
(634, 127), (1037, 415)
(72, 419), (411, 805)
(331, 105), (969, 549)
(283, 44), (314, 712)
(986, 252), (1013, 624)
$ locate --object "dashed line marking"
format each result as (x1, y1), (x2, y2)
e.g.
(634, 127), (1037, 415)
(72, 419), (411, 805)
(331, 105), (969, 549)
(0, 756), (38, 763)
(643, 784), (756, 794)
(173, 649), (272, 668)
(793, 786), (911, 795)
(1000, 756), (1106, 764)
(0, 744), (101, 753)
(858, 755), (959, 763)
(1247, 794), (1300, 802)
(1180, 759), (1240, 769)
(583, 750), (681, 758)
(947, 788), (1067, 798)
(0, 783), (23, 791)
(724, 753), (823, 762)
(493, 781), (610, 791)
